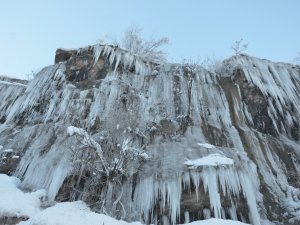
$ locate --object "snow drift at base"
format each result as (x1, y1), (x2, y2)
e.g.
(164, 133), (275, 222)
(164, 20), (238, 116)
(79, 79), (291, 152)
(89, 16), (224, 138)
(0, 173), (250, 225)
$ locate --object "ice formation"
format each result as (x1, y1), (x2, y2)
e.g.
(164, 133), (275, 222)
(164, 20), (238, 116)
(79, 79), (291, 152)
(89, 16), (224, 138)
(134, 159), (260, 225)
(0, 173), (251, 225)
(0, 46), (299, 225)
(93, 43), (152, 75)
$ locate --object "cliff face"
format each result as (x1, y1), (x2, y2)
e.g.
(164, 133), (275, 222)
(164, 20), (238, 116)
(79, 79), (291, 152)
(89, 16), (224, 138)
(0, 45), (300, 225)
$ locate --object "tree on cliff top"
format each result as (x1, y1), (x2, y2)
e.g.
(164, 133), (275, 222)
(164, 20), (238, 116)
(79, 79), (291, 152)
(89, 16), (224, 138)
(231, 38), (249, 55)
(98, 26), (169, 64)
(122, 26), (169, 64)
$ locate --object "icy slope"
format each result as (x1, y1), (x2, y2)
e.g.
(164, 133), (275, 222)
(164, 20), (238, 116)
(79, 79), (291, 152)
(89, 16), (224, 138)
(0, 76), (26, 124)
(0, 45), (299, 225)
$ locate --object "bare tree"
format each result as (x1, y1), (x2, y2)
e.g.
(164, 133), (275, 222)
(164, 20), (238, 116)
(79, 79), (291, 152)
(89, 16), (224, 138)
(67, 126), (149, 218)
(26, 69), (40, 81)
(231, 38), (249, 55)
(121, 26), (169, 64)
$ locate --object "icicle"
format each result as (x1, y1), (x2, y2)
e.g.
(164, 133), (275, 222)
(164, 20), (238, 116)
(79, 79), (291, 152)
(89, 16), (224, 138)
(114, 49), (122, 73)
(221, 208), (226, 219)
(92, 44), (151, 75)
(184, 211), (190, 223)
(201, 167), (222, 218)
(134, 176), (155, 223)
(240, 213), (247, 223)
(15, 141), (71, 200)
(229, 200), (238, 220)
(135, 176), (181, 225)
(190, 170), (201, 200)
(162, 216), (170, 225)
(203, 208), (211, 219)
(218, 166), (241, 198)
(166, 179), (181, 224)
(238, 169), (261, 225)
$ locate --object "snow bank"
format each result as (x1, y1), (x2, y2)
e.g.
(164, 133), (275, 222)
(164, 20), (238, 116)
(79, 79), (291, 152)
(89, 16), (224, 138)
(18, 201), (142, 225)
(0, 173), (251, 225)
(17, 201), (250, 225)
(184, 154), (234, 167)
(187, 219), (249, 225)
(0, 174), (45, 218)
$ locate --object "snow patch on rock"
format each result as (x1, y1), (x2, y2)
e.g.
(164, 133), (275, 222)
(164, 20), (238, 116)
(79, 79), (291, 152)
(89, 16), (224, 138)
(197, 143), (216, 149)
(184, 154), (234, 167)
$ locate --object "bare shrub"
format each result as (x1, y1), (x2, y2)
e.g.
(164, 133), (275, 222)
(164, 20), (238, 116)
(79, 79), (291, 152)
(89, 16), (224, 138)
(122, 26), (169, 63)
(67, 126), (149, 218)
(231, 38), (249, 55)
(97, 26), (169, 64)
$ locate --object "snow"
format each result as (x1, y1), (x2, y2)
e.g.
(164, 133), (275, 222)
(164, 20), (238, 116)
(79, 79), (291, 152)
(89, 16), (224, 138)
(18, 201), (142, 225)
(0, 173), (250, 225)
(0, 80), (26, 87)
(0, 174), (45, 218)
(17, 201), (250, 225)
(186, 219), (249, 225)
(184, 154), (234, 167)
(3, 149), (13, 153)
(197, 143), (216, 148)
(67, 125), (83, 136)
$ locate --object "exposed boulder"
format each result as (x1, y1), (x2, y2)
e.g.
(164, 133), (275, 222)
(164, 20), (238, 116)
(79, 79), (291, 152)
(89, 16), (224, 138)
(55, 48), (77, 64)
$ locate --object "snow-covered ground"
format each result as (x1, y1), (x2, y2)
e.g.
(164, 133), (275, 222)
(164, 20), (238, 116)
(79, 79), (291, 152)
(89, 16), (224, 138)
(0, 173), (250, 225)
(0, 174), (44, 218)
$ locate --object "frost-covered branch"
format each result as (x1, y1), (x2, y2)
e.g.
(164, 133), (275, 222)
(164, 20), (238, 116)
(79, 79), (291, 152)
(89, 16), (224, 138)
(67, 126), (149, 217)
(121, 137), (149, 160)
(122, 26), (169, 64)
(67, 126), (110, 176)
(67, 126), (149, 177)
(231, 38), (249, 55)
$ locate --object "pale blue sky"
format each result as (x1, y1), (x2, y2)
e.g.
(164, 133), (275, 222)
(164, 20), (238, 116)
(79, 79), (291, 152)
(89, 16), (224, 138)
(1, 0), (299, 79)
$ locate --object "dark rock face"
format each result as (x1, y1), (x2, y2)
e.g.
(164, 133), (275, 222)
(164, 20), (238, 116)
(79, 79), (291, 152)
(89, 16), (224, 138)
(0, 46), (300, 225)
(55, 48), (77, 64)
(64, 47), (111, 90)
(0, 155), (20, 175)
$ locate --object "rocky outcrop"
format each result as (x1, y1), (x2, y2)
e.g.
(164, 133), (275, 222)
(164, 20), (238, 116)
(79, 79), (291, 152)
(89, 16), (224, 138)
(55, 48), (77, 64)
(0, 44), (299, 225)
(0, 216), (28, 225)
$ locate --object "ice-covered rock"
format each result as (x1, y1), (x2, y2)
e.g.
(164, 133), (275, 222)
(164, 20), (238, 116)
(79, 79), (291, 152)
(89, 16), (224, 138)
(0, 46), (299, 225)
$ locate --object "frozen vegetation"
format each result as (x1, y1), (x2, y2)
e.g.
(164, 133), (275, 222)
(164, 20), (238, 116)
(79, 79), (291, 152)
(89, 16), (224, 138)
(0, 43), (299, 225)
